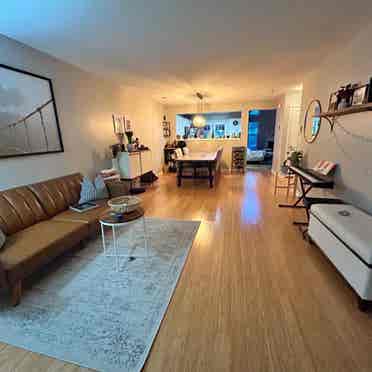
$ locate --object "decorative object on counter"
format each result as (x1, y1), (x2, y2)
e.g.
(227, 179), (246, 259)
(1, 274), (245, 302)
(288, 149), (303, 167)
(231, 146), (246, 173)
(0, 63), (64, 159)
(162, 115), (171, 137)
(110, 143), (122, 159)
(125, 130), (134, 150)
(352, 84), (369, 106)
(112, 114), (126, 150)
(107, 195), (142, 215)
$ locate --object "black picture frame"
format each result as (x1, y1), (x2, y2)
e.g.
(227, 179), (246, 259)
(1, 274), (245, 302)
(0, 63), (64, 159)
(367, 78), (372, 103)
(328, 92), (338, 112)
(352, 84), (369, 106)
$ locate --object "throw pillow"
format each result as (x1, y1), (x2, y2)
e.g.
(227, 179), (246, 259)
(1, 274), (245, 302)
(0, 229), (6, 250)
(79, 175), (109, 204)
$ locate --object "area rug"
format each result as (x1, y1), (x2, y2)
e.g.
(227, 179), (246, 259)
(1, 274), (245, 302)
(0, 217), (200, 372)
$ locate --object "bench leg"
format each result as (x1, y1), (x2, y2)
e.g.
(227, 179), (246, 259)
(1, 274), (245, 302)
(11, 281), (22, 306)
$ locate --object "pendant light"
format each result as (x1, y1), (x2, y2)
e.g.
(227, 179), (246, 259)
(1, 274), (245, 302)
(193, 92), (206, 128)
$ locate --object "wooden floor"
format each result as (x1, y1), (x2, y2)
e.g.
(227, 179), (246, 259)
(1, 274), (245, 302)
(2, 170), (372, 372)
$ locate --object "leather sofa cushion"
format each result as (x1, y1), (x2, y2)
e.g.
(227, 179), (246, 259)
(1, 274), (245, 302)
(56, 173), (83, 206)
(52, 199), (109, 233)
(28, 173), (83, 217)
(0, 187), (48, 235)
(0, 220), (89, 285)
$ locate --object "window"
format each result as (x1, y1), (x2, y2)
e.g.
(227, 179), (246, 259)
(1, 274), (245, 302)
(176, 112), (241, 140)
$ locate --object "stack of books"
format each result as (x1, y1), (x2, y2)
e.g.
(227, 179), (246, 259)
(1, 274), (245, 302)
(99, 168), (120, 181)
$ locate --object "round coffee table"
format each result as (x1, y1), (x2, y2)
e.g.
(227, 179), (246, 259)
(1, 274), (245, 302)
(99, 207), (149, 271)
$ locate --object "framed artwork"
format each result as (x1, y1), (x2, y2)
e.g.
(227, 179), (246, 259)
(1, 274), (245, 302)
(162, 120), (170, 137)
(0, 63), (63, 158)
(352, 84), (368, 106)
(112, 114), (125, 134)
(125, 118), (132, 131)
(328, 92), (338, 112)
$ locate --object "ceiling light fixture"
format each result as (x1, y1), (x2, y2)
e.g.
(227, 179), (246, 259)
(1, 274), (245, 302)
(192, 92), (206, 128)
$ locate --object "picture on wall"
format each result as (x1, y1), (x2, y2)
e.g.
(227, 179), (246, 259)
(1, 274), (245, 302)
(0, 64), (64, 158)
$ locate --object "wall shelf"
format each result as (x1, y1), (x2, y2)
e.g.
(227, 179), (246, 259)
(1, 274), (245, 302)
(320, 102), (372, 118)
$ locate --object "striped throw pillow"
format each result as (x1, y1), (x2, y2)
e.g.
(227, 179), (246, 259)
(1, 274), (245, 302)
(79, 175), (109, 204)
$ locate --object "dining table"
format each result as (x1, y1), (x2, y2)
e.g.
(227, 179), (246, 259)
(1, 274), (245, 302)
(175, 151), (219, 188)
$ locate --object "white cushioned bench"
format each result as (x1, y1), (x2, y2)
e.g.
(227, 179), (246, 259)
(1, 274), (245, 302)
(308, 204), (372, 311)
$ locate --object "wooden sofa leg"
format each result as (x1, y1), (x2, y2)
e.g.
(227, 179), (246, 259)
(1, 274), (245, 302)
(11, 281), (22, 306)
(358, 298), (371, 312)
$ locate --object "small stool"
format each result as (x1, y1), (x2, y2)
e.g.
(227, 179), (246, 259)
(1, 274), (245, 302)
(274, 167), (298, 198)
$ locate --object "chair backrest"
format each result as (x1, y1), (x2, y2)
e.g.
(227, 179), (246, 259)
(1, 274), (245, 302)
(175, 148), (183, 158)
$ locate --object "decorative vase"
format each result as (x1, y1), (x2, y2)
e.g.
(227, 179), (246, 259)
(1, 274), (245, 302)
(112, 157), (119, 171)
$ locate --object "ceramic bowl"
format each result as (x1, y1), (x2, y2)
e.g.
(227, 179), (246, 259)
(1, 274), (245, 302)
(107, 196), (141, 214)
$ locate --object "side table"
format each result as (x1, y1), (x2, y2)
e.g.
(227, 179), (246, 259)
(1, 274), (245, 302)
(99, 207), (149, 271)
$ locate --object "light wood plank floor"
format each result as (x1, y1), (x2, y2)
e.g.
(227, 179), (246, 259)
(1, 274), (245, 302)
(1, 171), (372, 372)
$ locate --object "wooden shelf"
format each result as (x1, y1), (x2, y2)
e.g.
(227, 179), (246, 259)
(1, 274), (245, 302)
(320, 102), (372, 118)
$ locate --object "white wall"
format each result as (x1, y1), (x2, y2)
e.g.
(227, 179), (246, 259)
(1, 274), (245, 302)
(0, 34), (164, 190)
(165, 100), (277, 169)
(301, 20), (372, 212)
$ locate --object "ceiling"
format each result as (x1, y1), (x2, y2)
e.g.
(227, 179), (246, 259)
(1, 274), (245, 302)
(1, 0), (372, 105)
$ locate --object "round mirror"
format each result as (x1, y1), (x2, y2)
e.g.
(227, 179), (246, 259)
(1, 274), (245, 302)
(303, 99), (322, 143)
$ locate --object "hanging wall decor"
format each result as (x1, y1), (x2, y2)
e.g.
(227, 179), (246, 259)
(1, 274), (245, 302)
(162, 116), (171, 137)
(0, 64), (64, 158)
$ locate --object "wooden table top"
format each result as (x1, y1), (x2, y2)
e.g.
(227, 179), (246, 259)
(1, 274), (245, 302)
(100, 207), (144, 225)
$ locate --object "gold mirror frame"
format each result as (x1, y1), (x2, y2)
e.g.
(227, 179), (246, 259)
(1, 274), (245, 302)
(303, 99), (322, 143)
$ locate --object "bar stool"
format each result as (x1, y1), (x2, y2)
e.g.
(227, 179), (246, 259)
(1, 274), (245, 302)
(274, 165), (298, 198)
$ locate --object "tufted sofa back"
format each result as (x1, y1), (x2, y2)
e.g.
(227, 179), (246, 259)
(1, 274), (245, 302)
(0, 173), (83, 235)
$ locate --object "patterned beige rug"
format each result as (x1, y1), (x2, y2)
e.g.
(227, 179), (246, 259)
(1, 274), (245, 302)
(0, 217), (200, 372)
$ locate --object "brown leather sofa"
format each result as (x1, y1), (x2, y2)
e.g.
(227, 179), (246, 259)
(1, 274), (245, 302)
(0, 173), (113, 306)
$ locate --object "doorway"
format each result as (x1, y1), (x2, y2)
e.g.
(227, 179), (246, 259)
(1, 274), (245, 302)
(247, 109), (277, 168)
